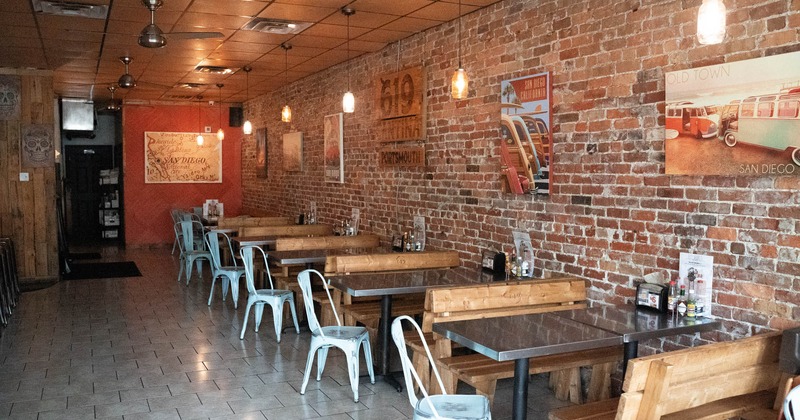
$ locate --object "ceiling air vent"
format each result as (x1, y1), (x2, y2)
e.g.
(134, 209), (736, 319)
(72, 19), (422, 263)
(162, 94), (197, 100)
(175, 83), (207, 89)
(194, 66), (234, 75)
(32, 0), (109, 19)
(242, 18), (312, 34)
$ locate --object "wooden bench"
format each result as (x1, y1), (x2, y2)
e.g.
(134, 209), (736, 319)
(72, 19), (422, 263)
(239, 207), (277, 217)
(411, 277), (621, 406)
(268, 234), (381, 324)
(325, 250), (459, 275)
(274, 234), (380, 252)
(548, 331), (784, 420)
(217, 216), (292, 229)
(321, 251), (460, 343)
(239, 224), (332, 237)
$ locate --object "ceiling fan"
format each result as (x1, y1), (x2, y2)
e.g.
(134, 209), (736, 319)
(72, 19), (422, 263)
(138, 0), (224, 48)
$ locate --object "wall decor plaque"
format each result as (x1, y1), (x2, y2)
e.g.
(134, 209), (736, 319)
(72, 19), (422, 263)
(144, 131), (222, 183)
(378, 146), (425, 167)
(374, 66), (426, 142)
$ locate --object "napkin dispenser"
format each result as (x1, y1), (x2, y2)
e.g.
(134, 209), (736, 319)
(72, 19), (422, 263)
(635, 272), (668, 312)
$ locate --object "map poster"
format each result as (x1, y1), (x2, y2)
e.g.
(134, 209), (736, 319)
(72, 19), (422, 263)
(144, 131), (222, 183)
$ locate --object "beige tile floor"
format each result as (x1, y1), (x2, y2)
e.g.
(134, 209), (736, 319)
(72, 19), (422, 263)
(0, 248), (573, 420)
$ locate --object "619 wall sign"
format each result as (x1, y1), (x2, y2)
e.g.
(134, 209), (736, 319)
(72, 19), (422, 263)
(374, 66), (426, 142)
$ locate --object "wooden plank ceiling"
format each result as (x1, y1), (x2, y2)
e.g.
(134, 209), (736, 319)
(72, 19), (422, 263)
(0, 0), (500, 107)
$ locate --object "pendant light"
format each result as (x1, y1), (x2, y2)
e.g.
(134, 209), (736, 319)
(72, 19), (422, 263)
(451, 0), (469, 99)
(216, 83), (225, 141)
(341, 7), (355, 113)
(281, 43), (292, 123)
(697, 0), (726, 45)
(242, 66), (253, 135)
(196, 95), (204, 146)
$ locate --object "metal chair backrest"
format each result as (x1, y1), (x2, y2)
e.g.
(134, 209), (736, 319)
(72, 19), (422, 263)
(297, 269), (341, 337)
(391, 315), (448, 419)
(205, 231), (236, 270)
(239, 245), (274, 296)
(786, 384), (800, 420)
(179, 220), (205, 252)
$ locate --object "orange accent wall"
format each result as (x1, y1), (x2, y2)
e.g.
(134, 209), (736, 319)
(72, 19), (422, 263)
(123, 104), (242, 246)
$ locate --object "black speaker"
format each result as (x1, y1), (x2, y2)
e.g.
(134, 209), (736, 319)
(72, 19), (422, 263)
(229, 106), (243, 127)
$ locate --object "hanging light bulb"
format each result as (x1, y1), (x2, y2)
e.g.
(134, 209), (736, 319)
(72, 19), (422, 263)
(451, 68), (469, 99)
(196, 95), (204, 146)
(342, 91), (355, 113)
(281, 43), (292, 123)
(697, 0), (726, 45)
(216, 83), (225, 141)
(342, 7), (355, 113)
(281, 105), (292, 122)
(242, 66), (253, 135)
(451, 0), (469, 99)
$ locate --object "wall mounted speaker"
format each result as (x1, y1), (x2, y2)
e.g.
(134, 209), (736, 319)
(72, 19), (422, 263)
(229, 106), (243, 127)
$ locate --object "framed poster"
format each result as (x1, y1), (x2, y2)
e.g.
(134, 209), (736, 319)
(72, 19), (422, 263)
(500, 72), (552, 195)
(21, 124), (54, 168)
(144, 131), (221, 183)
(283, 131), (303, 171)
(324, 113), (344, 183)
(255, 128), (267, 179)
(665, 51), (800, 175)
(0, 75), (21, 121)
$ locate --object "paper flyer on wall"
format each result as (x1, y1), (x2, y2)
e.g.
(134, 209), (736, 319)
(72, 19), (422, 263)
(511, 230), (534, 277)
(413, 216), (426, 251)
(679, 252), (714, 318)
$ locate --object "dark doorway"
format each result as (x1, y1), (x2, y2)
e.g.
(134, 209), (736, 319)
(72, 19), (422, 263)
(65, 145), (113, 244)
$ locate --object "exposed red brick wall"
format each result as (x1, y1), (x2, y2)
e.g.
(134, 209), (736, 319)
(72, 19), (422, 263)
(241, 0), (800, 343)
(123, 104), (242, 246)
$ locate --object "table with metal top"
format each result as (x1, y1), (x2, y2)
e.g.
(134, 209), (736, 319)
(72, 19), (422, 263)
(230, 235), (278, 248)
(266, 246), (390, 272)
(328, 267), (500, 390)
(433, 312), (623, 420)
(555, 305), (720, 377)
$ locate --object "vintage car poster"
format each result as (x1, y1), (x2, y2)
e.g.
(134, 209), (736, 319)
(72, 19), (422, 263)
(500, 72), (552, 195)
(255, 128), (267, 179)
(665, 51), (800, 175)
(144, 131), (222, 183)
(324, 113), (343, 183)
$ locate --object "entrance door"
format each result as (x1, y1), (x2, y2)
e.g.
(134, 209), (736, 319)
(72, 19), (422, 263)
(65, 145), (113, 244)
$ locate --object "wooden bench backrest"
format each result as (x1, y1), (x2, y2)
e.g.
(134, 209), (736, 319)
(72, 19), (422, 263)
(217, 216), (292, 228)
(616, 331), (782, 419)
(239, 224), (333, 237)
(325, 250), (459, 275)
(239, 207), (277, 217)
(274, 234), (380, 251)
(421, 277), (587, 331)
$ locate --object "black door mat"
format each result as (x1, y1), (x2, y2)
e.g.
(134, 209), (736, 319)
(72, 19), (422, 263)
(63, 261), (142, 280)
(68, 252), (103, 260)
